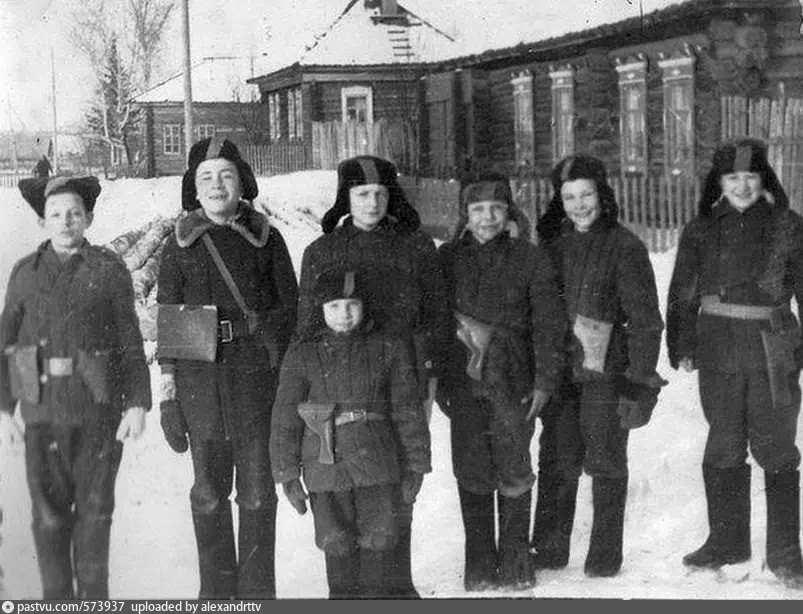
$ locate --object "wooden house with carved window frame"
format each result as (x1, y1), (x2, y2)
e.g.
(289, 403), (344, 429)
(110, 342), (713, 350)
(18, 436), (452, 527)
(420, 0), (803, 197)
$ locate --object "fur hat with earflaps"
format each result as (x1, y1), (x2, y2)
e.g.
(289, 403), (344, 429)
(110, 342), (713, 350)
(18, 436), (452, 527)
(451, 170), (531, 241)
(18, 175), (102, 218)
(321, 155), (420, 234)
(537, 155), (619, 243)
(303, 268), (373, 337)
(699, 137), (788, 217)
(182, 136), (258, 211)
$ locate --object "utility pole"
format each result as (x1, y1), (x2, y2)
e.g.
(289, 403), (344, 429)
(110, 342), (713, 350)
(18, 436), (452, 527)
(181, 0), (194, 160)
(50, 45), (59, 172)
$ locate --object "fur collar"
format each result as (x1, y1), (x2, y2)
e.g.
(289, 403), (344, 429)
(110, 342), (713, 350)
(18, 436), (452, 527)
(175, 202), (271, 248)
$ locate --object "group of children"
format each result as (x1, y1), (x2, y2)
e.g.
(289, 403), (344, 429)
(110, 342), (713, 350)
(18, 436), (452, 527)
(3, 134), (803, 600)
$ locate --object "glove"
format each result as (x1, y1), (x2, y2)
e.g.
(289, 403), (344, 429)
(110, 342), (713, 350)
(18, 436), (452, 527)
(160, 399), (188, 453)
(401, 472), (424, 504)
(616, 377), (662, 430)
(282, 479), (308, 515)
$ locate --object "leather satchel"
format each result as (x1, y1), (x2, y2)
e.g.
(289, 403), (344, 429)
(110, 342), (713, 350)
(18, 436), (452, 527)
(157, 304), (219, 362)
(573, 313), (613, 374)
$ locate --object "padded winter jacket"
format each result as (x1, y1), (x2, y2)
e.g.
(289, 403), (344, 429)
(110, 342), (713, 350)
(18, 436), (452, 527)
(0, 240), (152, 425)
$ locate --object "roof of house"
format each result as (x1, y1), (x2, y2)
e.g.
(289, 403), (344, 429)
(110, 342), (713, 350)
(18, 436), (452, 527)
(134, 56), (262, 104)
(290, 0), (456, 67)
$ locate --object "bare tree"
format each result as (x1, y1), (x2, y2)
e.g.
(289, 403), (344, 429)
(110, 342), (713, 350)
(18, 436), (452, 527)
(126, 0), (176, 90)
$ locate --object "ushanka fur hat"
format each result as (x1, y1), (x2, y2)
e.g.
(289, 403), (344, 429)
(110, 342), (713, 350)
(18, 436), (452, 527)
(182, 136), (258, 211)
(699, 137), (788, 216)
(320, 155), (420, 234)
(313, 268), (363, 306)
(537, 154), (619, 243)
(18, 175), (102, 218)
(451, 170), (531, 241)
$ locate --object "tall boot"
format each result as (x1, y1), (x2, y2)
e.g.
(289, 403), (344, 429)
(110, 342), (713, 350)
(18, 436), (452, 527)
(192, 502), (237, 599)
(325, 549), (360, 599)
(358, 548), (391, 599)
(32, 523), (75, 599)
(765, 469), (803, 589)
(73, 516), (113, 598)
(497, 490), (536, 590)
(382, 503), (420, 598)
(236, 502), (277, 599)
(584, 476), (627, 578)
(683, 464), (751, 569)
(458, 487), (498, 591)
(530, 473), (579, 570)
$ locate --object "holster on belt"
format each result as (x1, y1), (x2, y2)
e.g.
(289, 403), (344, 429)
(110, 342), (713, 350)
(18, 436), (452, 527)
(298, 402), (336, 465)
(4, 344), (40, 405)
(455, 311), (494, 382)
(760, 328), (799, 409)
(573, 313), (613, 374)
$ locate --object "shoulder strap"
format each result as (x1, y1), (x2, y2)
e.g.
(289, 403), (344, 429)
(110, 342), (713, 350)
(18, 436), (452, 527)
(201, 233), (252, 318)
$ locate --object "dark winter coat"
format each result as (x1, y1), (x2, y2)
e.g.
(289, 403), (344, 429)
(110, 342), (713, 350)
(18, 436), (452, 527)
(156, 203), (298, 441)
(269, 324), (432, 492)
(436, 230), (566, 404)
(0, 241), (152, 425)
(296, 218), (449, 380)
(666, 196), (803, 372)
(546, 219), (664, 385)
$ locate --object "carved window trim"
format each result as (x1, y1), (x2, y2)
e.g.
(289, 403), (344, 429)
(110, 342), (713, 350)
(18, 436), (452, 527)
(268, 92), (282, 143)
(550, 66), (575, 163)
(511, 71), (535, 168)
(341, 85), (374, 124)
(659, 53), (696, 177)
(615, 56), (648, 174)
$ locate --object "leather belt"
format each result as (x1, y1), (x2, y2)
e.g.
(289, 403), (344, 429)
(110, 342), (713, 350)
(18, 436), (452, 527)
(334, 409), (387, 427)
(700, 295), (785, 321)
(43, 357), (74, 377)
(218, 319), (251, 343)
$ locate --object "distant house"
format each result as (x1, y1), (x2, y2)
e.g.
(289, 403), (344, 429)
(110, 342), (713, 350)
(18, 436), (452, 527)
(420, 0), (803, 185)
(133, 56), (267, 177)
(247, 0), (457, 171)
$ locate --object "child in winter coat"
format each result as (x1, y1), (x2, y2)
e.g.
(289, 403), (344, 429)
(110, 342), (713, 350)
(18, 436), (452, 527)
(270, 268), (432, 599)
(0, 175), (151, 599)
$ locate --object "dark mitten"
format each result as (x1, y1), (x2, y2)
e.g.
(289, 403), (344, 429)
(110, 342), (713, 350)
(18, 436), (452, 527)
(616, 377), (661, 430)
(401, 472), (424, 504)
(282, 479), (308, 515)
(160, 399), (188, 453)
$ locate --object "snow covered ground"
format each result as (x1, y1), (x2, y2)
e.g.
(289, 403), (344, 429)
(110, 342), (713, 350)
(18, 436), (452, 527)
(1, 171), (802, 600)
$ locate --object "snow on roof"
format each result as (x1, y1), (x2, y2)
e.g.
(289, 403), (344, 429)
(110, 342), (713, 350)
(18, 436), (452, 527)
(297, 0), (457, 66)
(135, 57), (262, 104)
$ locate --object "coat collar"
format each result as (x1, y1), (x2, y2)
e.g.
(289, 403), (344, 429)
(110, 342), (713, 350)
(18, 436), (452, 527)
(175, 201), (271, 248)
(712, 195), (772, 220)
(33, 239), (103, 270)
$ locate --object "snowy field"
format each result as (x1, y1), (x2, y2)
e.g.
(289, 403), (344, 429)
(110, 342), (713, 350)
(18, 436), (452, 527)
(1, 171), (802, 600)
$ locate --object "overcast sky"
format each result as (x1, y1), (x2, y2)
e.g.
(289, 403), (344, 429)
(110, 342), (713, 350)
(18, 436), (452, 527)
(0, 0), (667, 132)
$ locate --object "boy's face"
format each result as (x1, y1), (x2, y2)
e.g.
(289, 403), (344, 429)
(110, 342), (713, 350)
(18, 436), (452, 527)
(349, 183), (389, 231)
(720, 171), (762, 211)
(561, 178), (601, 233)
(466, 199), (509, 244)
(195, 158), (242, 219)
(40, 191), (92, 251)
(323, 298), (364, 334)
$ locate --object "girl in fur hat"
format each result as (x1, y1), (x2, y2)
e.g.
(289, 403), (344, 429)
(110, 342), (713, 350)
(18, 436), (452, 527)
(296, 155), (449, 598)
(667, 138), (803, 589)
(533, 155), (665, 579)
(436, 171), (566, 591)
(156, 136), (299, 599)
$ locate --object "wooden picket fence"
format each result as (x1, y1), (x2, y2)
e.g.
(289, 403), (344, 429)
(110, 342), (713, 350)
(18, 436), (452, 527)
(311, 119), (418, 173)
(243, 141), (310, 176)
(0, 169), (31, 189)
(408, 172), (700, 252)
(721, 93), (803, 216)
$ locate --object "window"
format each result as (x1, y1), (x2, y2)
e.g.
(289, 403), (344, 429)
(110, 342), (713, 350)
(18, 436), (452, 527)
(659, 53), (695, 176)
(550, 66), (575, 162)
(511, 71), (534, 168)
(616, 57), (648, 173)
(341, 85), (373, 123)
(196, 124), (215, 141)
(268, 92), (282, 142)
(163, 124), (182, 155)
(288, 88), (303, 140)
(111, 143), (125, 166)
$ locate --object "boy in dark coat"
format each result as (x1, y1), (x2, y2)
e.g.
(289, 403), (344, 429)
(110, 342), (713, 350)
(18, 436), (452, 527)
(156, 137), (299, 599)
(436, 172), (566, 591)
(667, 138), (803, 589)
(0, 175), (152, 599)
(534, 155), (665, 578)
(270, 268), (432, 599)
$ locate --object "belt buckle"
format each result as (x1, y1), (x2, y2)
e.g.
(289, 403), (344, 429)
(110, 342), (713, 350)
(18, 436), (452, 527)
(352, 409), (367, 422)
(47, 357), (74, 377)
(219, 320), (233, 343)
